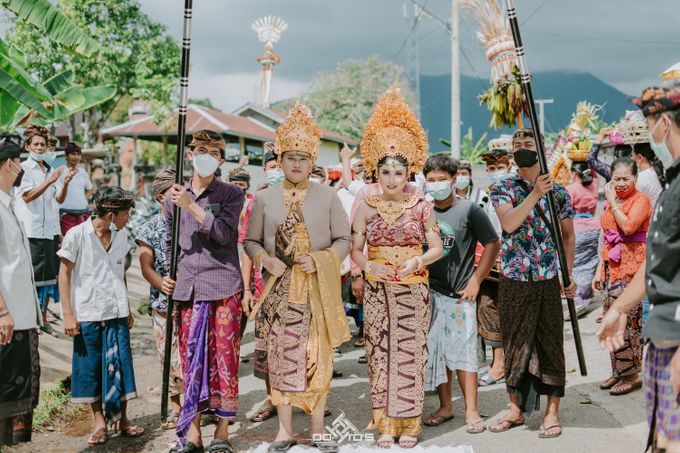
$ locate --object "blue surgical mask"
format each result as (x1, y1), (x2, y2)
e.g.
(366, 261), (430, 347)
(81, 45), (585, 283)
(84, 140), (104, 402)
(425, 181), (452, 201)
(489, 171), (509, 184)
(30, 152), (45, 162)
(43, 152), (57, 166)
(266, 168), (284, 185)
(455, 175), (470, 190)
(649, 117), (672, 161)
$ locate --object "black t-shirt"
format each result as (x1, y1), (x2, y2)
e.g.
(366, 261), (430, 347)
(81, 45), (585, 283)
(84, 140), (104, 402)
(643, 157), (680, 342)
(428, 199), (499, 297)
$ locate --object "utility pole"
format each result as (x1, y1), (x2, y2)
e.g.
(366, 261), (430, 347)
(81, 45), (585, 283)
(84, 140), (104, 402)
(450, 0), (460, 158)
(403, 4), (422, 118)
(534, 98), (554, 133)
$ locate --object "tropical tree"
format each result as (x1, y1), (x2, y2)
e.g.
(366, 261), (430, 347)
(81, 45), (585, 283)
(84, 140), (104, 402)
(3, 0), (180, 141)
(439, 127), (488, 164)
(273, 56), (413, 142)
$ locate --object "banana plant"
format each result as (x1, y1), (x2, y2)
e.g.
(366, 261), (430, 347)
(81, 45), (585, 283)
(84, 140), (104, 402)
(1, 0), (100, 57)
(439, 128), (488, 164)
(0, 40), (116, 129)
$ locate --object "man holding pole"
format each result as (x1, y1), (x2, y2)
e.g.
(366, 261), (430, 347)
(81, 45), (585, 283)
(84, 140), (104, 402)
(489, 128), (576, 439)
(164, 130), (245, 453)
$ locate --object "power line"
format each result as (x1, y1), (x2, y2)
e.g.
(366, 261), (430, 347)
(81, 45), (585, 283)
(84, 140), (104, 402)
(393, 1), (430, 60)
(521, 0), (551, 25)
(528, 30), (680, 46)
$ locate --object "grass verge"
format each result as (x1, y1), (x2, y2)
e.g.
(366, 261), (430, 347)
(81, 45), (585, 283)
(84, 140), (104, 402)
(33, 379), (81, 430)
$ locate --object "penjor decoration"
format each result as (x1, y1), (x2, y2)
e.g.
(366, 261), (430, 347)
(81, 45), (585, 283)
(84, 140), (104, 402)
(461, 0), (527, 128)
(252, 16), (288, 108)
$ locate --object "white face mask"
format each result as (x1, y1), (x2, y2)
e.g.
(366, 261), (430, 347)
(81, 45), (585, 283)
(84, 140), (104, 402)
(192, 154), (220, 177)
(309, 177), (323, 184)
(455, 175), (471, 190)
(425, 181), (453, 201)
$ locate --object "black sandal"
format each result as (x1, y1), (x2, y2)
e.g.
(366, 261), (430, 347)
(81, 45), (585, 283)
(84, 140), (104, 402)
(170, 441), (205, 453)
(312, 439), (339, 452)
(209, 439), (234, 453)
(267, 439), (297, 452)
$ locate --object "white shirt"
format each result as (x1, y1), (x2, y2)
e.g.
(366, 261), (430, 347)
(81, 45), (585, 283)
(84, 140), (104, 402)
(57, 218), (130, 322)
(58, 166), (92, 211)
(0, 191), (40, 330)
(14, 158), (62, 238)
(636, 167), (663, 206)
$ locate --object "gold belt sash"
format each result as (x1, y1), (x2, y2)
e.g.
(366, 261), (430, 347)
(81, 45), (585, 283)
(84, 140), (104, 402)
(365, 245), (429, 284)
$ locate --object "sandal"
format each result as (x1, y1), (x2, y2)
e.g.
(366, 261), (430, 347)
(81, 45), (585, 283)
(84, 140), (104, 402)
(250, 405), (277, 422)
(538, 424), (562, 438)
(267, 439), (297, 452)
(209, 439), (234, 453)
(478, 372), (505, 387)
(610, 379), (642, 396)
(354, 338), (365, 347)
(489, 417), (524, 433)
(399, 435), (418, 449)
(171, 441), (205, 453)
(162, 411), (179, 430)
(599, 376), (620, 390)
(324, 408), (332, 417)
(465, 419), (487, 434)
(87, 427), (108, 445)
(377, 434), (394, 449)
(423, 412), (454, 426)
(311, 439), (339, 452)
(117, 422), (145, 437)
(358, 354), (368, 364)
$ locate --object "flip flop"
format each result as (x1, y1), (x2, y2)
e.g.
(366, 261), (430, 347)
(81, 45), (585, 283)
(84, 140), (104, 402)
(478, 373), (505, 386)
(87, 427), (108, 445)
(118, 423), (145, 437)
(399, 436), (418, 449)
(599, 376), (620, 390)
(610, 379), (642, 396)
(424, 412), (454, 426)
(465, 419), (487, 434)
(311, 439), (339, 453)
(489, 418), (524, 433)
(162, 411), (179, 430)
(171, 441), (205, 453)
(538, 424), (562, 438)
(250, 406), (277, 422)
(358, 355), (368, 364)
(377, 434), (394, 449)
(267, 439), (297, 453)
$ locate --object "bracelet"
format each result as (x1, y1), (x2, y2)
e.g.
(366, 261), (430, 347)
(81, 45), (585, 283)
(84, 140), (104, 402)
(352, 230), (365, 237)
(415, 256), (424, 270)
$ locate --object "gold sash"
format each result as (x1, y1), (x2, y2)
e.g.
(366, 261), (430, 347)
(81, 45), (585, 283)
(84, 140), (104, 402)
(365, 245), (429, 284)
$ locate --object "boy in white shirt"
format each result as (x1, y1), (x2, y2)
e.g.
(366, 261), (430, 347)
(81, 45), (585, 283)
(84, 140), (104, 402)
(58, 186), (144, 446)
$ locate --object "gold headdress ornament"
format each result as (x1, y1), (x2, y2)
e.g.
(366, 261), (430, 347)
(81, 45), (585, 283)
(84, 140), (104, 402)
(361, 83), (428, 175)
(274, 101), (322, 162)
(189, 130), (226, 150)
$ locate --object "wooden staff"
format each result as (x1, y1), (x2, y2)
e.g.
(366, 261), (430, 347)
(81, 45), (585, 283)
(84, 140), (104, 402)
(504, 0), (587, 376)
(161, 0), (194, 421)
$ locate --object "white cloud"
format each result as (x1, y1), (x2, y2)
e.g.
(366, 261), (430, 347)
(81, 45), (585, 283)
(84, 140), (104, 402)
(187, 70), (308, 112)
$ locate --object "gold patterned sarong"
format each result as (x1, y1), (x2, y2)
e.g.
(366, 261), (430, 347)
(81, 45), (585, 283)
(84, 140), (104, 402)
(260, 200), (350, 414)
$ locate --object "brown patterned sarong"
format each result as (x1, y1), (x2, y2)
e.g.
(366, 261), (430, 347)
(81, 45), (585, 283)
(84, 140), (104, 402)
(477, 279), (502, 344)
(364, 280), (430, 435)
(499, 276), (565, 413)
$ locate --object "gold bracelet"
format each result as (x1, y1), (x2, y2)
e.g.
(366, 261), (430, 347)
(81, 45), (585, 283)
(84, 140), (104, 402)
(253, 250), (268, 268)
(424, 224), (440, 234)
(352, 230), (365, 237)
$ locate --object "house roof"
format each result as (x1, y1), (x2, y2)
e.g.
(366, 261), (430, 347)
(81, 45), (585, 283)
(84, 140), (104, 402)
(101, 104), (275, 143)
(233, 102), (358, 146)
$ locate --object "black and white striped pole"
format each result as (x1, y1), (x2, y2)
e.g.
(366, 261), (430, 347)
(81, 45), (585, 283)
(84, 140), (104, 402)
(505, 0), (587, 376)
(161, 0), (193, 421)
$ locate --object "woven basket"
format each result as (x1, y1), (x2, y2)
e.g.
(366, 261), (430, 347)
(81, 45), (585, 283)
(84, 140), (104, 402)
(567, 149), (588, 162)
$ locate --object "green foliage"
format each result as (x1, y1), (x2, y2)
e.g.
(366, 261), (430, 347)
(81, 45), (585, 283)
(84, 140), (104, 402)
(272, 56), (413, 142)
(1, 0), (100, 56)
(33, 379), (80, 430)
(139, 139), (169, 165)
(3, 0), (180, 135)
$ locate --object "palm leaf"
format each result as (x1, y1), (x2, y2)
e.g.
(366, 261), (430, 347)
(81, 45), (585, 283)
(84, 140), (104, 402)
(1, 0), (100, 57)
(0, 69), (51, 117)
(43, 70), (75, 96)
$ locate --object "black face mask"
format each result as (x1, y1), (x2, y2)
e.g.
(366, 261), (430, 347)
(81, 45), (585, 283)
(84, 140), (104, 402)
(13, 169), (24, 187)
(513, 148), (538, 168)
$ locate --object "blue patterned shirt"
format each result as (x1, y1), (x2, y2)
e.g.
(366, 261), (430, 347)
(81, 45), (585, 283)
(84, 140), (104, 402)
(490, 174), (574, 282)
(135, 214), (168, 312)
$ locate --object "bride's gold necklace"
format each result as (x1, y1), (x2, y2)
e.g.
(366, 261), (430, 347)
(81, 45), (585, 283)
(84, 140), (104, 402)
(366, 193), (414, 227)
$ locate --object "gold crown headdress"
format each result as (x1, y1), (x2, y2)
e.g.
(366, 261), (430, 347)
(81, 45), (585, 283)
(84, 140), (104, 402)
(361, 84), (428, 175)
(274, 102), (322, 162)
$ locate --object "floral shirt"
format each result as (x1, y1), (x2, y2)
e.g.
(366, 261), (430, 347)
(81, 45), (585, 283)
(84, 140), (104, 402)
(135, 214), (168, 312)
(490, 174), (574, 281)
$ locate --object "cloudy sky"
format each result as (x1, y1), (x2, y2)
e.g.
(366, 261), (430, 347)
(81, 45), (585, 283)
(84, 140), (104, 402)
(140, 0), (680, 112)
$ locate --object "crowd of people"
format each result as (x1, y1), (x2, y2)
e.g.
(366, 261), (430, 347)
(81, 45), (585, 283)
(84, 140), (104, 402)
(0, 81), (678, 453)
